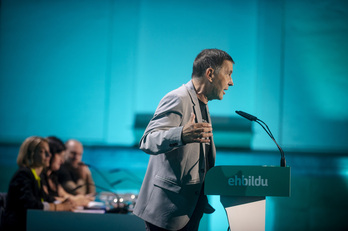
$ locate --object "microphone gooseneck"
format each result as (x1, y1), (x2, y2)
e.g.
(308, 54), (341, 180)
(72, 183), (117, 197)
(109, 168), (143, 185)
(75, 163), (136, 214)
(77, 163), (123, 208)
(79, 162), (114, 188)
(235, 110), (286, 167)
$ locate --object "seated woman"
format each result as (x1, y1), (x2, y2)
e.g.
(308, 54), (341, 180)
(42, 136), (94, 206)
(2, 136), (75, 231)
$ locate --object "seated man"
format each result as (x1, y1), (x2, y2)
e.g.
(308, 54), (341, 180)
(58, 139), (96, 195)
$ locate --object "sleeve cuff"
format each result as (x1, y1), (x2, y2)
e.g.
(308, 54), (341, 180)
(43, 201), (50, 211)
(176, 126), (185, 146)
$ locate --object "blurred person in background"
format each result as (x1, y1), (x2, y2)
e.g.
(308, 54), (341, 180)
(58, 139), (96, 195)
(42, 136), (94, 206)
(2, 136), (75, 231)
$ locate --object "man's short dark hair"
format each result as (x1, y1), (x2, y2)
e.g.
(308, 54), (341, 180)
(192, 48), (234, 78)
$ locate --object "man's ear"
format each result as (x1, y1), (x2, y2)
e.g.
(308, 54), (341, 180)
(205, 68), (214, 82)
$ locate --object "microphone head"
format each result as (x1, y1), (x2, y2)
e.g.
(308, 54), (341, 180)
(235, 110), (258, 121)
(109, 168), (121, 173)
(111, 179), (123, 186)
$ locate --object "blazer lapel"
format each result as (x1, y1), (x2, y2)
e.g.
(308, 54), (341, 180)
(185, 80), (202, 123)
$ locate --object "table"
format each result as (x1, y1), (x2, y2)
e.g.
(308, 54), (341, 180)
(27, 209), (145, 231)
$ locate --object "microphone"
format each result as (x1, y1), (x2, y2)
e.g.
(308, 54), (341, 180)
(110, 178), (142, 187)
(72, 183), (113, 195)
(79, 162), (115, 189)
(235, 110), (258, 121)
(235, 110), (287, 167)
(77, 163), (129, 211)
(111, 179), (123, 187)
(71, 183), (128, 213)
(109, 168), (143, 184)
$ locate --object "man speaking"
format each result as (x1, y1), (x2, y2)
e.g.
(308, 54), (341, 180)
(133, 49), (235, 231)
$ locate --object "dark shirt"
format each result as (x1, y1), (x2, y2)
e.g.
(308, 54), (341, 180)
(195, 100), (215, 219)
(3, 167), (53, 231)
(58, 162), (95, 195)
(198, 99), (213, 171)
(57, 162), (80, 194)
(41, 170), (60, 198)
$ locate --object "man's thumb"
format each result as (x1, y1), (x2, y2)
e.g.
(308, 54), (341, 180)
(190, 112), (196, 123)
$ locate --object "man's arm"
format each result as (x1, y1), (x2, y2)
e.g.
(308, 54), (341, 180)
(140, 94), (185, 155)
(140, 93), (212, 155)
(85, 167), (96, 194)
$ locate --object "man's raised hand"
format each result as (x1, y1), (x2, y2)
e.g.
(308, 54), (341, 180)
(182, 113), (212, 144)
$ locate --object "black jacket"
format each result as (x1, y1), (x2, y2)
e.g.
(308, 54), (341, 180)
(3, 167), (54, 231)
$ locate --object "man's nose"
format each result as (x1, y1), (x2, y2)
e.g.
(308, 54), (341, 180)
(229, 77), (234, 86)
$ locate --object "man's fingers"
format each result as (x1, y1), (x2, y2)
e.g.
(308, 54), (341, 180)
(201, 131), (213, 137)
(182, 113), (213, 144)
(192, 123), (212, 130)
(194, 128), (212, 134)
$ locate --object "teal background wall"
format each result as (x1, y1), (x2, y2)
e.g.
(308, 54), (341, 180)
(1, 0), (347, 152)
(1, 0), (348, 230)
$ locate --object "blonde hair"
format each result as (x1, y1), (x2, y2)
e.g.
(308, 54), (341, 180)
(16, 136), (48, 168)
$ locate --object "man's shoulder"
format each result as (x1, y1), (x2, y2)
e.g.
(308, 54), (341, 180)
(166, 81), (193, 98)
(155, 80), (195, 113)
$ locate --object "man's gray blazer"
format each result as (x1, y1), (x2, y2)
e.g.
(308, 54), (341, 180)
(133, 80), (216, 230)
